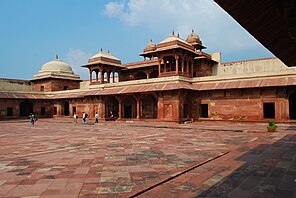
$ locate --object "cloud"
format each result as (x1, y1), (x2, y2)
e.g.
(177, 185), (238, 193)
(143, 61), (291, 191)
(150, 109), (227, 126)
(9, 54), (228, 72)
(103, 0), (272, 60)
(65, 48), (91, 80)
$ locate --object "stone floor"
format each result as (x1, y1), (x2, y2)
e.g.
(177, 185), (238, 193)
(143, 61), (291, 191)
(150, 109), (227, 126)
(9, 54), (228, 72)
(0, 118), (295, 198)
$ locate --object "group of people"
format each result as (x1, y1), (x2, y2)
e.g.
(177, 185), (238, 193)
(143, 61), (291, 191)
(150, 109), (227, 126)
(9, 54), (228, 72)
(73, 111), (115, 124)
(73, 111), (99, 124)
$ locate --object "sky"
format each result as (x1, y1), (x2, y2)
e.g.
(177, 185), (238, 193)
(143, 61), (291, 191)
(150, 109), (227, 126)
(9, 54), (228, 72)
(0, 0), (273, 80)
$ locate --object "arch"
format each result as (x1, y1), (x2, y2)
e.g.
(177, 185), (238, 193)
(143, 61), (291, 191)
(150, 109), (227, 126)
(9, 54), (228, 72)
(64, 101), (69, 116)
(289, 92), (296, 119)
(20, 101), (33, 117)
(134, 71), (147, 80)
(105, 96), (119, 118)
(141, 94), (157, 119)
(91, 70), (96, 81)
(123, 96), (136, 118)
(114, 72), (119, 82)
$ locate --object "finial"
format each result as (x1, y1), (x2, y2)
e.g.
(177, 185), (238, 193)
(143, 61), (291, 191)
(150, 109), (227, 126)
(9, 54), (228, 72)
(150, 39), (153, 42)
(177, 33), (180, 37)
(108, 50), (110, 53)
(192, 29), (194, 33)
(100, 48), (102, 52)
(56, 54), (59, 60)
(172, 30), (175, 35)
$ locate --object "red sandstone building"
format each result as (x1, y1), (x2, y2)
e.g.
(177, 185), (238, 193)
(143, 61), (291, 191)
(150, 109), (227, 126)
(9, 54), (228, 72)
(1, 31), (296, 122)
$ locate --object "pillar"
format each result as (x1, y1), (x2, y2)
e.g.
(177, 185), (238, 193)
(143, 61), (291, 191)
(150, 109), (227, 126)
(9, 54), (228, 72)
(89, 70), (92, 83)
(181, 58), (184, 73)
(100, 70), (104, 84)
(136, 98), (140, 119)
(164, 58), (167, 72)
(175, 56), (179, 74)
(191, 61), (194, 77)
(158, 59), (161, 76)
(113, 72), (115, 83)
(107, 71), (110, 83)
(186, 60), (189, 75)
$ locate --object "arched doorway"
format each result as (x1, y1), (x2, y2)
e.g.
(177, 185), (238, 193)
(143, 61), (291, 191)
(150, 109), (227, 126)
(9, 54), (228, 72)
(20, 101), (33, 117)
(123, 96), (136, 118)
(142, 95), (157, 119)
(289, 92), (296, 119)
(64, 101), (69, 116)
(105, 96), (119, 118)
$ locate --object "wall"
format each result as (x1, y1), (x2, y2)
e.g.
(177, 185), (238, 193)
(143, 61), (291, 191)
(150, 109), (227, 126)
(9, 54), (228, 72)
(0, 78), (32, 92)
(196, 87), (289, 121)
(33, 79), (80, 92)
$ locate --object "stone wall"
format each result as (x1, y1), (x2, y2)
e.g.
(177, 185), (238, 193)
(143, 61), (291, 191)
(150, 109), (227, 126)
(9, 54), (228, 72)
(196, 87), (290, 121)
(0, 78), (32, 92)
(33, 79), (80, 92)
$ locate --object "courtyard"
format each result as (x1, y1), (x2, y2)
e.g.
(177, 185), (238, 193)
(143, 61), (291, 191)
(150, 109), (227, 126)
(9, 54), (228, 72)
(0, 119), (295, 197)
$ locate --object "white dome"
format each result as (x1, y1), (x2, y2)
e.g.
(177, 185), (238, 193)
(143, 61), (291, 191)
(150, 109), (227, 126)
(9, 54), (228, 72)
(33, 57), (80, 80)
(40, 58), (74, 74)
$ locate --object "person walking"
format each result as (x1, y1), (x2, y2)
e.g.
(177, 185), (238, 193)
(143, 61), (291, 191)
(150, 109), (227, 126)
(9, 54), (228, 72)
(73, 112), (78, 124)
(82, 112), (86, 124)
(95, 112), (99, 123)
(29, 113), (35, 126)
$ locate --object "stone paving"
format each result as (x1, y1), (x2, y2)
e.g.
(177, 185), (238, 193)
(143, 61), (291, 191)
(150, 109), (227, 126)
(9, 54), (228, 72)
(0, 118), (295, 197)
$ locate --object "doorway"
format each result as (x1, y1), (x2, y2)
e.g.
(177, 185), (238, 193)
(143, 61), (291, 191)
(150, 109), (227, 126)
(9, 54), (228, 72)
(20, 101), (33, 117)
(64, 101), (69, 116)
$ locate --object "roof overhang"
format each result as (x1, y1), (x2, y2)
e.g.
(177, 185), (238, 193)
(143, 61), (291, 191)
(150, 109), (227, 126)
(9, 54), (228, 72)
(214, 0), (296, 66)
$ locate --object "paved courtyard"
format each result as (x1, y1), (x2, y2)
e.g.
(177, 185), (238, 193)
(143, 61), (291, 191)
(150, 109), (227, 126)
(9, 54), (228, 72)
(0, 118), (295, 197)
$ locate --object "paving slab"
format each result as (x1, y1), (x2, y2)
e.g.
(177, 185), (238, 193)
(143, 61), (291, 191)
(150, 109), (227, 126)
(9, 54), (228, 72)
(0, 118), (295, 197)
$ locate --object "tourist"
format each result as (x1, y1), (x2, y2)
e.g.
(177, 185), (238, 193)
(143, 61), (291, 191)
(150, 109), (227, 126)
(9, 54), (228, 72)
(73, 112), (78, 124)
(82, 112), (86, 124)
(95, 112), (99, 123)
(109, 111), (114, 120)
(29, 113), (35, 126)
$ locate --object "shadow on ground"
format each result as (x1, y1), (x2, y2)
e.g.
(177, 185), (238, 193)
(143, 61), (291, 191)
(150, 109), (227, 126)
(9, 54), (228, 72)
(196, 134), (296, 198)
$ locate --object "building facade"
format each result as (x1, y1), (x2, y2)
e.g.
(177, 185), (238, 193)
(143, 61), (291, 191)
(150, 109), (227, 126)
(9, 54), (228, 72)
(1, 31), (296, 122)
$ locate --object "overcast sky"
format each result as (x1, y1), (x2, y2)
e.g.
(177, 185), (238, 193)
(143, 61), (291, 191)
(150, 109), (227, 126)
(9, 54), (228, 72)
(0, 0), (273, 80)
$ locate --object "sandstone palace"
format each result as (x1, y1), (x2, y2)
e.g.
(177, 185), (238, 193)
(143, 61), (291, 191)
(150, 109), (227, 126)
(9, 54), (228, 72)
(1, 31), (296, 122)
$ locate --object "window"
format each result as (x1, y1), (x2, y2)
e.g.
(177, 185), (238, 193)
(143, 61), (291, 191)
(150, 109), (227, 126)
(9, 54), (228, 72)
(7, 107), (13, 116)
(54, 107), (57, 115)
(200, 104), (208, 118)
(64, 86), (68, 90)
(41, 107), (45, 115)
(264, 103), (275, 118)
(40, 86), (44, 92)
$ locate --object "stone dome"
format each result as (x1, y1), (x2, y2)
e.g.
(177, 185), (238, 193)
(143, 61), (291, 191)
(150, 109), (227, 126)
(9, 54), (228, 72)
(144, 39), (157, 51)
(186, 30), (202, 44)
(33, 56), (80, 80)
(40, 58), (74, 74)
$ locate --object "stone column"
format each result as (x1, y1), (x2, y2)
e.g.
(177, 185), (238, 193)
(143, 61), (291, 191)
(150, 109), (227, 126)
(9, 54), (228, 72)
(100, 70), (104, 84)
(164, 58), (167, 72)
(89, 70), (92, 83)
(107, 71), (110, 83)
(181, 58), (184, 74)
(158, 59), (162, 77)
(175, 56), (179, 75)
(186, 60), (189, 75)
(113, 72), (115, 83)
(136, 98), (140, 119)
(191, 60), (194, 77)
(118, 99), (122, 119)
